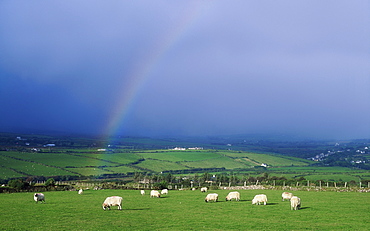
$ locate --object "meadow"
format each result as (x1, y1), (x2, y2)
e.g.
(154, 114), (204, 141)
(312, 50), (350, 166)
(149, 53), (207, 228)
(0, 189), (369, 230)
(1, 148), (369, 183)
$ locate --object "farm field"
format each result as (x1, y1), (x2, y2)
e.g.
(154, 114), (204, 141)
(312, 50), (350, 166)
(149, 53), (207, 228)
(0, 149), (313, 179)
(1, 149), (369, 183)
(0, 189), (369, 230)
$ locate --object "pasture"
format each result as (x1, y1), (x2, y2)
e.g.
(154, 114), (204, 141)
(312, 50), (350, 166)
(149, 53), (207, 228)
(0, 189), (369, 230)
(1, 149), (369, 183)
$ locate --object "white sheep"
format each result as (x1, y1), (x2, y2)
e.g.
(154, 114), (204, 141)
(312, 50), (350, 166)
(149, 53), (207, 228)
(252, 194), (267, 205)
(282, 192), (293, 201)
(200, 187), (207, 193)
(161, 189), (168, 195)
(290, 196), (301, 210)
(102, 196), (122, 210)
(34, 193), (45, 203)
(205, 193), (218, 202)
(78, 189), (83, 194)
(140, 190), (145, 196)
(226, 191), (240, 201)
(150, 190), (161, 198)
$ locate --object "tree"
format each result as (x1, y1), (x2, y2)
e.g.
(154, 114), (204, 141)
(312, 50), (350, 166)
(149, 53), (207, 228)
(8, 179), (28, 190)
(45, 178), (55, 187)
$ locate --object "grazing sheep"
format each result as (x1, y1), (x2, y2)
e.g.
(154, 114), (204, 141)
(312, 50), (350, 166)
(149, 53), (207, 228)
(290, 196), (301, 210)
(252, 194), (267, 205)
(140, 190), (145, 196)
(150, 190), (161, 198)
(200, 187), (207, 193)
(282, 192), (293, 201)
(161, 189), (168, 195)
(226, 191), (240, 201)
(78, 189), (83, 194)
(205, 193), (218, 202)
(34, 193), (45, 203)
(102, 196), (122, 210)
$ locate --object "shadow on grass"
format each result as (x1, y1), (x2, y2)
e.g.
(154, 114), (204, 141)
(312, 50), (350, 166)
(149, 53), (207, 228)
(298, 207), (310, 210)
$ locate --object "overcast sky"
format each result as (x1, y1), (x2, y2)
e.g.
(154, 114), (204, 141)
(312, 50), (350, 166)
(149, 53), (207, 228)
(1, 1), (369, 140)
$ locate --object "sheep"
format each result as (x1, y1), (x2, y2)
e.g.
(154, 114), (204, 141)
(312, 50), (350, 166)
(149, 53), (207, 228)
(140, 190), (145, 196)
(251, 194), (267, 205)
(161, 189), (168, 195)
(205, 193), (218, 202)
(102, 196), (122, 210)
(282, 192), (293, 201)
(200, 187), (207, 193)
(226, 191), (240, 201)
(78, 189), (83, 194)
(150, 190), (161, 198)
(34, 193), (45, 203)
(290, 196), (301, 210)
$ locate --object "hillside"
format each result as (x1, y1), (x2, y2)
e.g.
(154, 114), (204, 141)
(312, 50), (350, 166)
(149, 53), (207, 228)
(0, 133), (369, 183)
(0, 149), (311, 180)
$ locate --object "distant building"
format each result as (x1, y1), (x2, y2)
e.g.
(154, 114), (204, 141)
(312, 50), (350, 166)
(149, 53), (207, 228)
(173, 147), (186, 150)
(43, 144), (55, 147)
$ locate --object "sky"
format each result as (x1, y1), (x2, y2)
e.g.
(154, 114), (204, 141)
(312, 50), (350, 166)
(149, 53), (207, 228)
(0, 1), (369, 140)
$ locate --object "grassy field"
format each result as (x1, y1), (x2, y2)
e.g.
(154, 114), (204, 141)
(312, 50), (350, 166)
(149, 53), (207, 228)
(0, 189), (369, 230)
(1, 148), (369, 183)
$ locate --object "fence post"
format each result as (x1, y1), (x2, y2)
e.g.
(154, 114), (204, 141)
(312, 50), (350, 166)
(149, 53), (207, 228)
(307, 180), (310, 187)
(344, 182), (347, 188)
(319, 181), (322, 188)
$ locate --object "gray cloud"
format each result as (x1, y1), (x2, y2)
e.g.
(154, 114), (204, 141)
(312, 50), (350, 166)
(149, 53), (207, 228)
(1, 1), (369, 139)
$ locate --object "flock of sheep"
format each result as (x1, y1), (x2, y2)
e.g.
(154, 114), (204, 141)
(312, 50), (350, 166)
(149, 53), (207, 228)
(201, 188), (300, 210)
(33, 187), (301, 211)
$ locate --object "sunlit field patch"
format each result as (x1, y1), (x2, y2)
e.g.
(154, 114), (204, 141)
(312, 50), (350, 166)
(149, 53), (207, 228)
(0, 189), (368, 230)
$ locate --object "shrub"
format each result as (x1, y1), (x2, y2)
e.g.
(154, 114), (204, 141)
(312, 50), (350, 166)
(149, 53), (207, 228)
(45, 178), (56, 187)
(8, 179), (28, 190)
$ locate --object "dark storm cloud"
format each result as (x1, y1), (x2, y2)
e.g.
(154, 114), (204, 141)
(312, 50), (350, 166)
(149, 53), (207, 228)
(0, 1), (369, 139)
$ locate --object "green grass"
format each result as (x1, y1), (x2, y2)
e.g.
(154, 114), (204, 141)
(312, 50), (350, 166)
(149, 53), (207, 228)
(104, 165), (142, 174)
(0, 155), (75, 177)
(239, 153), (312, 166)
(3, 152), (108, 168)
(0, 166), (25, 178)
(137, 150), (221, 162)
(180, 156), (247, 169)
(70, 167), (113, 176)
(75, 152), (142, 165)
(1, 150), (369, 182)
(136, 159), (189, 172)
(0, 189), (368, 230)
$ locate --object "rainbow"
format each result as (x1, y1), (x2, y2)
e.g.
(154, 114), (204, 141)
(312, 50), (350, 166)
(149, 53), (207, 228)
(102, 3), (209, 138)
